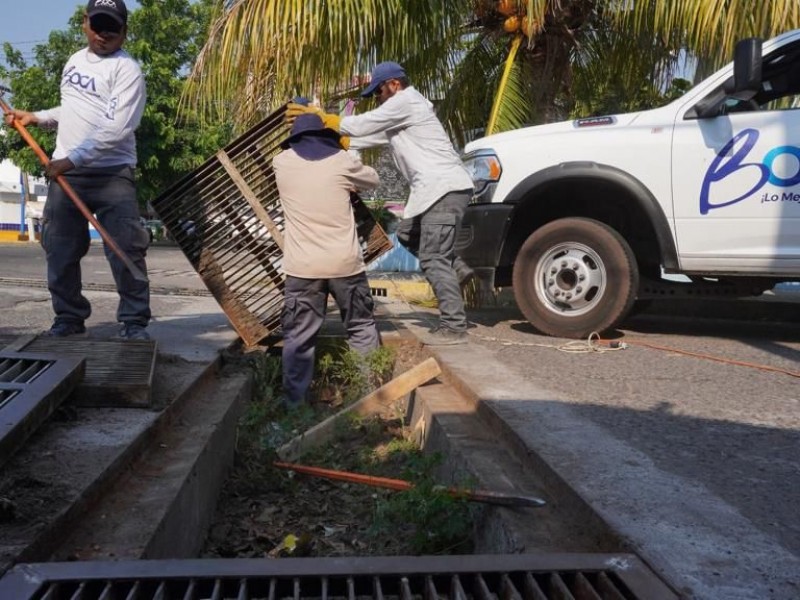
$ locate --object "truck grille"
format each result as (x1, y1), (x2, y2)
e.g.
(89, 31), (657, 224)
(151, 106), (393, 346)
(0, 554), (678, 599)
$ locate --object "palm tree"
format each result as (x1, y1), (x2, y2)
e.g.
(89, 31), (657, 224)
(183, 1), (800, 138)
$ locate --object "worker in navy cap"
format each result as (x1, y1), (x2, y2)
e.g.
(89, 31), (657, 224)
(286, 62), (475, 345)
(4, 0), (150, 341)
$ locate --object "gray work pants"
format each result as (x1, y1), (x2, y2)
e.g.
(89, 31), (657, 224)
(281, 272), (380, 404)
(41, 165), (151, 327)
(396, 189), (471, 332)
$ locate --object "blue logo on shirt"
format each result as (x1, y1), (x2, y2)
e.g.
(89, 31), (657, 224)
(700, 128), (800, 214)
(63, 66), (97, 93)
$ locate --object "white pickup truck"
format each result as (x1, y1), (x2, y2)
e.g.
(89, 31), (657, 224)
(458, 30), (800, 338)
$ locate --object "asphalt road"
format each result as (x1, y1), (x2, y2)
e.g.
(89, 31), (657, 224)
(0, 242), (207, 292)
(2, 241), (798, 596)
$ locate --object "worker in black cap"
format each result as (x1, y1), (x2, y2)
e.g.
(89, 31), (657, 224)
(4, 0), (151, 341)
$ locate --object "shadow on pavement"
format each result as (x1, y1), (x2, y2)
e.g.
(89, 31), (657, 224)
(563, 399), (800, 558)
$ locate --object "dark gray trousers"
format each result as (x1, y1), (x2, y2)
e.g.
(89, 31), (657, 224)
(41, 165), (151, 327)
(396, 189), (471, 332)
(281, 272), (380, 404)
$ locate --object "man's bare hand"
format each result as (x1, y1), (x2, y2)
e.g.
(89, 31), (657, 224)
(4, 110), (37, 127)
(45, 158), (74, 178)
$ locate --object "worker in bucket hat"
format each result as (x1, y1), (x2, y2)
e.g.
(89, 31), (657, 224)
(273, 113), (382, 409)
(286, 61), (474, 345)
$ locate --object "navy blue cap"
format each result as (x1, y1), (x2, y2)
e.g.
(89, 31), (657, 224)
(87, 0), (128, 25)
(280, 114), (342, 162)
(360, 61), (406, 97)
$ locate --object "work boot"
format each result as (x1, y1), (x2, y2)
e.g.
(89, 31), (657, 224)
(44, 321), (87, 337)
(119, 323), (150, 341)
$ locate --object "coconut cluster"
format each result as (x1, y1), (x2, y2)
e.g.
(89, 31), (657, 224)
(495, 0), (541, 38)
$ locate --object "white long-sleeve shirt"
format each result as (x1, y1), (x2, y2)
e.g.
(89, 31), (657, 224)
(341, 87), (473, 219)
(35, 47), (145, 168)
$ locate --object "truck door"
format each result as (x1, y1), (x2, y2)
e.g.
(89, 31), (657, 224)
(671, 38), (800, 274)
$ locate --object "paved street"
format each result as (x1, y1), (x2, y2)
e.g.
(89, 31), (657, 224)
(0, 242), (208, 292)
(464, 302), (800, 548)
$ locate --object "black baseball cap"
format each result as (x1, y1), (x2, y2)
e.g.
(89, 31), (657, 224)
(86, 0), (128, 26)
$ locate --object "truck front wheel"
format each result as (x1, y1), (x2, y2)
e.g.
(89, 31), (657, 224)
(512, 218), (639, 338)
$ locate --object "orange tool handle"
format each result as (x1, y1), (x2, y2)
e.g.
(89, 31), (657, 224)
(273, 461), (546, 507)
(0, 97), (148, 283)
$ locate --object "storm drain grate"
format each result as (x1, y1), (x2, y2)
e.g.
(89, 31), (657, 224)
(0, 351), (85, 467)
(15, 338), (157, 408)
(151, 105), (393, 347)
(0, 554), (678, 599)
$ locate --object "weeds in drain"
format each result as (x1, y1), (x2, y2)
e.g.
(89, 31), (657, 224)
(370, 447), (475, 555)
(240, 344), (396, 453)
(313, 341), (394, 406)
(240, 344), (476, 555)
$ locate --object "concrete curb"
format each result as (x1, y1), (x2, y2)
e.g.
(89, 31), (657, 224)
(48, 369), (253, 561)
(381, 299), (800, 599)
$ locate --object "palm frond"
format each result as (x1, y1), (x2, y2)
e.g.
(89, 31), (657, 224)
(182, 0), (470, 128)
(623, 0), (800, 71)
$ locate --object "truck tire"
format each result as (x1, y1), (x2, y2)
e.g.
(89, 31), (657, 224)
(512, 217), (639, 338)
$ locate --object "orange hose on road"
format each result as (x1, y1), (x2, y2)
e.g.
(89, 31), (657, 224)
(602, 337), (800, 379)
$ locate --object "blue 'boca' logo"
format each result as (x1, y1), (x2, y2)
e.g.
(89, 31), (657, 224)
(700, 128), (800, 214)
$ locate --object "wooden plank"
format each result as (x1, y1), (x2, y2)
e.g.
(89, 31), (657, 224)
(216, 150), (284, 251)
(276, 357), (441, 461)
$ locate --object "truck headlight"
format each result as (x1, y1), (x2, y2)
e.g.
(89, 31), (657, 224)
(463, 150), (502, 203)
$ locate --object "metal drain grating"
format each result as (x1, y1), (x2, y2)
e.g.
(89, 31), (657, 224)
(151, 105), (393, 347)
(0, 554), (678, 599)
(16, 338), (157, 408)
(0, 351), (85, 467)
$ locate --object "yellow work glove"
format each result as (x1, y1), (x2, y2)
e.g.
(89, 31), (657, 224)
(285, 102), (320, 121)
(319, 114), (348, 149)
(284, 102), (348, 148)
(285, 102), (342, 131)
(320, 112), (341, 132)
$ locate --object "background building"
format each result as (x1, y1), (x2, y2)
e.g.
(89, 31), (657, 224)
(0, 159), (47, 242)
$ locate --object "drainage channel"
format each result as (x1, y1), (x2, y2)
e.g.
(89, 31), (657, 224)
(0, 338), (679, 599)
(0, 554), (678, 599)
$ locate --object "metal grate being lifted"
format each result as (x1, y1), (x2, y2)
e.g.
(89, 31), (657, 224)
(151, 106), (393, 346)
(0, 554), (678, 599)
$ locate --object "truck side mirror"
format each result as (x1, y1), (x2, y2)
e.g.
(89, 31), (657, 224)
(725, 37), (762, 100)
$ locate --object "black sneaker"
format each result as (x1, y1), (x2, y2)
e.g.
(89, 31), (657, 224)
(44, 322), (87, 337)
(423, 327), (467, 346)
(119, 323), (150, 341)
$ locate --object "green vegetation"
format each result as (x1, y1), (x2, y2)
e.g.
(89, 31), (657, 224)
(240, 341), (396, 453)
(214, 342), (475, 558)
(371, 448), (474, 555)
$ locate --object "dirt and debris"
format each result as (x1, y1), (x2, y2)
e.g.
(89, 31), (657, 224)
(202, 340), (476, 559)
